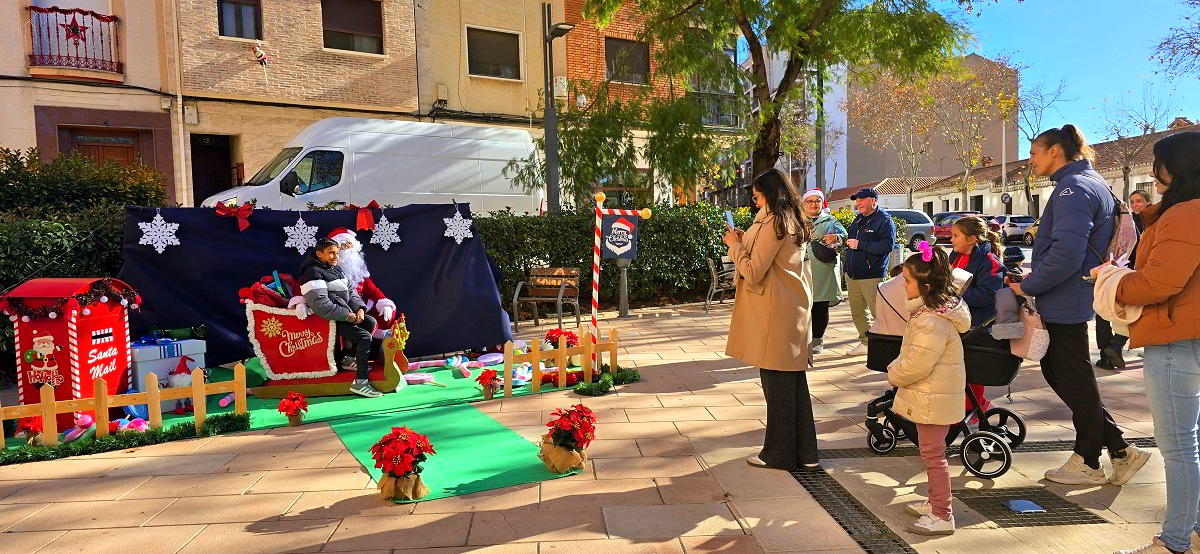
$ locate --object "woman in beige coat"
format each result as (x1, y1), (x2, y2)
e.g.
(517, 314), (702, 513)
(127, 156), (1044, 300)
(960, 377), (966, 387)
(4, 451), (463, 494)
(723, 169), (816, 470)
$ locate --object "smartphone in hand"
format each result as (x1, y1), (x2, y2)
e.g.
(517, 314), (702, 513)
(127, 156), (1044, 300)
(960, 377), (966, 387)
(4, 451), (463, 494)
(724, 210), (734, 229)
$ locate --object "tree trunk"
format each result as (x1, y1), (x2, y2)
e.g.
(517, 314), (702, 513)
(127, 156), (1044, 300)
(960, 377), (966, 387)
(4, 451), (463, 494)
(908, 186), (914, 211)
(1122, 166), (1132, 202)
(960, 170), (972, 211)
(751, 116), (782, 179)
(1024, 176), (1035, 217)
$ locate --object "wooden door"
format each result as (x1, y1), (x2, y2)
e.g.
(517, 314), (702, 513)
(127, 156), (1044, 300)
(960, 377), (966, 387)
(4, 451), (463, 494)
(67, 129), (139, 166)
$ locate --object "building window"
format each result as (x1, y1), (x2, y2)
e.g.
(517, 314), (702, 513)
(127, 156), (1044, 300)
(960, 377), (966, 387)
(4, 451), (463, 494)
(605, 38), (649, 84)
(1136, 180), (1154, 200)
(289, 150), (345, 194)
(923, 201), (934, 216)
(970, 194), (983, 212)
(219, 0), (261, 40)
(467, 28), (520, 80)
(321, 0), (383, 54)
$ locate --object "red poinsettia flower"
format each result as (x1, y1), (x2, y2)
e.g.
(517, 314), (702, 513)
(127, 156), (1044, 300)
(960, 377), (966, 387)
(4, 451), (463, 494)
(544, 328), (579, 348)
(475, 369), (502, 390)
(370, 426), (436, 478)
(277, 391), (308, 416)
(545, 405), (598, 451)
(16, 416), (42, 435)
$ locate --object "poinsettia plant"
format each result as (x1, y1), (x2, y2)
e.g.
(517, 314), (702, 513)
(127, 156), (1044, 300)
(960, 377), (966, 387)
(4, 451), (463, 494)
(277, 391), (308, 417)
(475, 369), (502, 391)
(16, 416), (42, 436)
(545, 404), (597, 452)
(543, 328), (579, 349)
(370, 426), (436, 478)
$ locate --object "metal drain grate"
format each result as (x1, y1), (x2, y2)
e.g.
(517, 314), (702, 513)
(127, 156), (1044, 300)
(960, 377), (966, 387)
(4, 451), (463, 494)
(819, 437), (1157, 459)
(791, 469), (916, 553)
(956, 486), (1108, 528)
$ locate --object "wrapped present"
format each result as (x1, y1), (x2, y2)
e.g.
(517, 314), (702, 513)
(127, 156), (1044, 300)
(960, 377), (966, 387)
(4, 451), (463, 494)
(131, 337), (206, 411)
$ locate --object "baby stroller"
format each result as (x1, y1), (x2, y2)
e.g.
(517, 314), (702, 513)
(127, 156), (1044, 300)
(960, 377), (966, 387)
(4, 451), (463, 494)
(863, 273), (1027, 479)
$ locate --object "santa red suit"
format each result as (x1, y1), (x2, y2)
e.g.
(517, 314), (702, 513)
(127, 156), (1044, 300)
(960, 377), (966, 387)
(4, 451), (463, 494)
(326, 228), (396, 338)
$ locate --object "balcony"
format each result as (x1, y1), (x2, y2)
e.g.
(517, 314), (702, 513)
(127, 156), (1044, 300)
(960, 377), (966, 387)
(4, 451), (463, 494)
(27, 6), (122, 77)
(692, 91), (741, 129)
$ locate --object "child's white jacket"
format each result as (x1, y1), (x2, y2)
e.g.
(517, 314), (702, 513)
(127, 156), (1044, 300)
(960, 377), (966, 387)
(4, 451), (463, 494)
(888, 297), (971, 425)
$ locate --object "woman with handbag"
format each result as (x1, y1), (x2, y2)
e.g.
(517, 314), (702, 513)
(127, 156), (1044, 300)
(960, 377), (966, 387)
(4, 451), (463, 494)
(802, 189), (847, 355)
(723, 168), (817, 471)
(1110, 131), (1200, 554)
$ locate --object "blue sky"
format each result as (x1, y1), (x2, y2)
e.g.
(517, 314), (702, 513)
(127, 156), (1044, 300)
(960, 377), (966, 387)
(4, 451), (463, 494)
(958, 0), (1200, 153)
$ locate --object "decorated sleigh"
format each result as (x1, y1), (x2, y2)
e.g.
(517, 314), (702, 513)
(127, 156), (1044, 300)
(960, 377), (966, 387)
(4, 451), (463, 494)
(239, 274), (407, 398)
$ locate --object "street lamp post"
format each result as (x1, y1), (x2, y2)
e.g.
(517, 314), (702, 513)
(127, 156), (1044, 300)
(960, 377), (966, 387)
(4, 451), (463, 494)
(542, 3), (574, 214)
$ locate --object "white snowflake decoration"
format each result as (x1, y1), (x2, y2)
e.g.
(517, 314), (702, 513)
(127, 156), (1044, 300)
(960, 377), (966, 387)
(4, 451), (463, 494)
(443, 208), (474, 245)
(283, 214), (318, 254)
(138, 209), (180, 254)
(369, 213), (401, 251)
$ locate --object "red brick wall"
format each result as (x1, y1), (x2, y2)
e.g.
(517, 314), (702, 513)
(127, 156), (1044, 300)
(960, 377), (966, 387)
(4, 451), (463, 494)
(563, 0), (677, 104)
(176, 0), (417, 110)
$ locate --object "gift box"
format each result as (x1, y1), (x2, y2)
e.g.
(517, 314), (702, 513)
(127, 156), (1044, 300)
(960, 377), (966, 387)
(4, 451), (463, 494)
(131, 339), (206, 411)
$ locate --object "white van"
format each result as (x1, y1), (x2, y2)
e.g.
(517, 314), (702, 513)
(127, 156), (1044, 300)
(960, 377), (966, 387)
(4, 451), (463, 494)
(200, 117), (543, 213)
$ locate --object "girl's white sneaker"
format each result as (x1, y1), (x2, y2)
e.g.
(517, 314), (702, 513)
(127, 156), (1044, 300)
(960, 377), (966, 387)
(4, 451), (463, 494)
(904, 501), (933, 517)
(907, 514), (955, 536)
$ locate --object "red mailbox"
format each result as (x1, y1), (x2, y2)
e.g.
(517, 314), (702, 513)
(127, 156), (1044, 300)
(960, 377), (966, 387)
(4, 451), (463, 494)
(2, 278), (139, 429)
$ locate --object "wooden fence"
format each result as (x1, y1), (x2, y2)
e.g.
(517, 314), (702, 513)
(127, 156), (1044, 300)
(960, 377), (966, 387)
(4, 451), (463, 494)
(501, 327), (619, 397)
(0, 363), (248, 446)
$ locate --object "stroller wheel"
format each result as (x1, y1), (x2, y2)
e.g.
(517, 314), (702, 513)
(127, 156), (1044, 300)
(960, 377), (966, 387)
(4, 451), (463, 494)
(980, 407), (1027, 448)
(868, 426), (898, 454)
(960, 431), (1013, 479)
(884, 419), (908, 441)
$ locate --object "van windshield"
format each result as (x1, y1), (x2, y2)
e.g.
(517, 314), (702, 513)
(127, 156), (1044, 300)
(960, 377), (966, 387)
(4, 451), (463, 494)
(246, 147), (302, 186)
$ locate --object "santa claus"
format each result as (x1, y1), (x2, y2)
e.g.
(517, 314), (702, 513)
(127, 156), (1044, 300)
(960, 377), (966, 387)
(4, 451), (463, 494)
(325, 228), (396, 338)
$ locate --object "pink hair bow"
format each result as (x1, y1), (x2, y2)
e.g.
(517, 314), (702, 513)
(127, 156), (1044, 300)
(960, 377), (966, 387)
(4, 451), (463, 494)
(918, 240), (933, 263)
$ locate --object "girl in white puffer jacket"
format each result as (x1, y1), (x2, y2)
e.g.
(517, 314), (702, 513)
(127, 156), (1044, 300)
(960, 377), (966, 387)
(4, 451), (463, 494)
(888, 241), (971, 536)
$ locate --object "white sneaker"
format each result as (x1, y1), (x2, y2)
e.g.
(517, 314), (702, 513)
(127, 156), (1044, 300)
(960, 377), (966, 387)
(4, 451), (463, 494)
(1044, 453), (1109, 485)
(846, 342), (868, 356)
(1114, 536), (1178, 553)
(1110, 444), (1153, 486)
(904, 501), (934, 517)
(746, 455), (769, 468)
(907, 514), (955, 535)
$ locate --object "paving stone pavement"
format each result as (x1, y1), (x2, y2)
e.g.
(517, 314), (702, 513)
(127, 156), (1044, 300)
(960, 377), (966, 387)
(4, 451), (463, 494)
(0, 301), (1162, 553)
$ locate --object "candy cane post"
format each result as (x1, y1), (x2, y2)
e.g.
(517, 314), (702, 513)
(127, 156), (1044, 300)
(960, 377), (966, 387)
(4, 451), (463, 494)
(590, 192), (651, 362)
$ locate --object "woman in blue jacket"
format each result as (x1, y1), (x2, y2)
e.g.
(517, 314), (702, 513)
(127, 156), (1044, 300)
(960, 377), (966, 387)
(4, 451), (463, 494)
(949, 216), (1005, 418)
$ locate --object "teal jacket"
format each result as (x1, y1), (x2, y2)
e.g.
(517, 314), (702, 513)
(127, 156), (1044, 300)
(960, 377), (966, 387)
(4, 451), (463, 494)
(809, 211), (847, 303)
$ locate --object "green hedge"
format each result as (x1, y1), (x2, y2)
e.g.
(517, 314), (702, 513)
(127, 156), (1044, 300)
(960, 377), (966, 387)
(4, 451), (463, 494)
(0, 149), (167, 213)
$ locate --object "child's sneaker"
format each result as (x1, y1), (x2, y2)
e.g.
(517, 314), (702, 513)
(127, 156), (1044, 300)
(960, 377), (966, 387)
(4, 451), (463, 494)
(1044, 453), (1108, 485)
(904, 501), (934, 517)
(350, 379), (383, 398)
(907, 514), (954, 535)
(1110, 444), (1152, 486)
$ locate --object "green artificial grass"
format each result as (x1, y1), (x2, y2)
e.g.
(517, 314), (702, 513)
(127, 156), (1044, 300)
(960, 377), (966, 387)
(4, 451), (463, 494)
(328, 403), (577, 503)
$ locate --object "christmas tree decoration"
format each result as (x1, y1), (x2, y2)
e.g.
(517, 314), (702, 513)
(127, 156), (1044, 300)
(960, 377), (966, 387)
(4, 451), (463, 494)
(138, 209), (180, 254)
(283, 214), (318, 254)
(371, 426), (436, 501)
(370, 213), (401, 251)
(443, 207), (473, 244)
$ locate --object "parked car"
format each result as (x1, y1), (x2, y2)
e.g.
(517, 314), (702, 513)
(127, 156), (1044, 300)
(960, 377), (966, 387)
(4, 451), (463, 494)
(932, 211), (980, 226)
(992, 215), (1036, 243)
(1024, 219), (1040, 246)
(888, 209), (935, 251)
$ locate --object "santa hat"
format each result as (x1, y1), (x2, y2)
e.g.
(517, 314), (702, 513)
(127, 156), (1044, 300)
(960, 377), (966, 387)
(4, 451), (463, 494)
(802, 189), (827, 208)
(328, 228), (357, 244)
(171, 356), (194, 376)
(613, 217), (633, 231)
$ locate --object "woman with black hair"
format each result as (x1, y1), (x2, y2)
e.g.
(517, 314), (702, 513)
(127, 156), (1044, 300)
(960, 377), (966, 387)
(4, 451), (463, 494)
(723, 168), (817, 471)
(1112, 131), (1200, 554)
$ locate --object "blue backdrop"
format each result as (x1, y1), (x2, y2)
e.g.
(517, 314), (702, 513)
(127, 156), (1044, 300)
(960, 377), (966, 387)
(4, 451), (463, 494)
(119, 204), (511, 366)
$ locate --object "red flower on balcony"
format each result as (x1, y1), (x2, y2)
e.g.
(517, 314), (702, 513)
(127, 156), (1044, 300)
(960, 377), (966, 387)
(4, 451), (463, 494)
(60, 15), (89, 44)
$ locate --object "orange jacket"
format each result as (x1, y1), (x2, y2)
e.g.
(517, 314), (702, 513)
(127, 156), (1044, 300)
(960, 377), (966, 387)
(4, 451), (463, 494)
(1116, 200), (1200, 348)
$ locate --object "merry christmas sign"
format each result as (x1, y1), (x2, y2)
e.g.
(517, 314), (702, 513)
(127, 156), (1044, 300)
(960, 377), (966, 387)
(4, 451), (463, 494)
(245, 303), (336, 380)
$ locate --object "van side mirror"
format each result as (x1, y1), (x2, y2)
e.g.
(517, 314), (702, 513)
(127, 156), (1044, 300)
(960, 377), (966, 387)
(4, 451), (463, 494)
(280, 172), (300, 196)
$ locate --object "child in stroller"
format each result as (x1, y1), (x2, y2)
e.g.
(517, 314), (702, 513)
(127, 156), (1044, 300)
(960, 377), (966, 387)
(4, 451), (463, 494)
(863, 260), (1026, 480)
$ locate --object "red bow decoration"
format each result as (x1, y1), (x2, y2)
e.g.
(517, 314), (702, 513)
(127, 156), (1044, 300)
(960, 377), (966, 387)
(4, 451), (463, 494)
(348, 201), (380, 230)
(215, 202), (254, 231)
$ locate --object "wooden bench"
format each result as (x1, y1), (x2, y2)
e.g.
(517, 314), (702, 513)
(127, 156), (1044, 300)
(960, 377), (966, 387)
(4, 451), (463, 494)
(512, 267), (581, 330)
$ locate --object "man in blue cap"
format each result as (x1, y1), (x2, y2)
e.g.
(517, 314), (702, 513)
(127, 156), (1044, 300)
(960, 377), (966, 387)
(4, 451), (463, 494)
(843, 187), (896, 355)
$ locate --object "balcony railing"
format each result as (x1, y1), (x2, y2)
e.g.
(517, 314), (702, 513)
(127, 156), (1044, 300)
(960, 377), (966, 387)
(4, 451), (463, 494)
(27, 6), (122, 74)
(692, 91), (741, 129)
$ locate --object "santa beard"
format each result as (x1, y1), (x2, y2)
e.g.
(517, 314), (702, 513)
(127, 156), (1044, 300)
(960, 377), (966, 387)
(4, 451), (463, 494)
(337, 244), (371, 289)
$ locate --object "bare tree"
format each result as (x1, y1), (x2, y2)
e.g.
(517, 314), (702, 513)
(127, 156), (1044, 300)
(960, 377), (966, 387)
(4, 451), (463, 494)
(1153, 0), (1200, 78)
(929, 56), (1019, 209)
(1101, 85), (1176, 201)
(1015, 77), (1071, 215)
(779, 73), (846, 195)
(844, 70), (937, 209)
